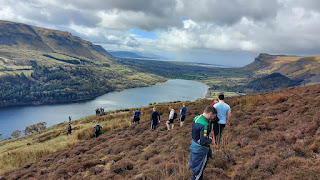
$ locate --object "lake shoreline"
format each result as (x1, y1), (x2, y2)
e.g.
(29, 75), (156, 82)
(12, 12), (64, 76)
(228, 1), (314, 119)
(0, 79), (208, 138)
(0, 79), (168, 109)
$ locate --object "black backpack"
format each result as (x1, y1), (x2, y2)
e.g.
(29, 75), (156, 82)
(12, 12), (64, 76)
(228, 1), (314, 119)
(94, 124), (101, 132)
(211, 115), (219, 124)
(173, 111), (177, 119)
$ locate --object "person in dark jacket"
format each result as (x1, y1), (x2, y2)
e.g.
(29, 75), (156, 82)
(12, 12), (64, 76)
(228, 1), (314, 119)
(150, 107), (160, 130)
(190, 106), (217, 180)
(180, 103), (187, 127)
(94, 123), (102, 138)
(67, 123), (72, 136)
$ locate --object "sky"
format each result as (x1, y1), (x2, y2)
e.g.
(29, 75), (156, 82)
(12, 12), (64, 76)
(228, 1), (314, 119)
(1, 0), (320, 67)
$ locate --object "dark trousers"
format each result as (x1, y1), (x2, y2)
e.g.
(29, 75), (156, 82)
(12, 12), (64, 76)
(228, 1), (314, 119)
(151, 120), (158, 130)
(213, 123), (225, 145)
(95, 131), (100, 138)
(132, 116), (140, 124)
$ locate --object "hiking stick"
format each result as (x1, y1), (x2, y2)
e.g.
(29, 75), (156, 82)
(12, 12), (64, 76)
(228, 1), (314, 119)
(211, 123), (216, 146)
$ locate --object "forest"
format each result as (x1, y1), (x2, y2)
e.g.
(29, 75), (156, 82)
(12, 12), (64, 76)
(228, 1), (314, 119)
(0, 60), (163, 107)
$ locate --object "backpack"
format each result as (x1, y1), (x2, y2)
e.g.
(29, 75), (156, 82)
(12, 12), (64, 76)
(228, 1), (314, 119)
(211, 115), (219, 124)
(94, 124), (101, 132)
(173, 111), (177, 119)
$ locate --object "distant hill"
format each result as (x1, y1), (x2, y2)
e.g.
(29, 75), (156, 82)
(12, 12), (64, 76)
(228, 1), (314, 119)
(2, 84), (320, 179)
(244, 73), (301, 92)
(243, 53), (320, 84)
(0, 20), (112, 61)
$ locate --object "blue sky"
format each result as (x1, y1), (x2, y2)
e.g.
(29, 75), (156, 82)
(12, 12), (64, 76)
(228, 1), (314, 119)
(1, 0), (320, 67)
(129, 28), (158, 39)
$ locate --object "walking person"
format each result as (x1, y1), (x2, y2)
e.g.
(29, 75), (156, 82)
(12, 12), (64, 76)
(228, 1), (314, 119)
(67, 123), (72, 136)
(190, 106), (217, 180)
(213, 94), (231, 145)
(94, 123), (102, 138)
(166, 106), (176, 130)
(150, 107), (160, 130)
(180, 103), (187, 127)
(132, 109), (142, 124)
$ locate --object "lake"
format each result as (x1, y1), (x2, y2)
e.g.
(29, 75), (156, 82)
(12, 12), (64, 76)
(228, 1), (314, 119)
(0, 79), (207, 138)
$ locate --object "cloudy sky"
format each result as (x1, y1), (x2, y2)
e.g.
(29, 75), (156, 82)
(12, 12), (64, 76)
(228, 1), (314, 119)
(1, 0), (320, 66)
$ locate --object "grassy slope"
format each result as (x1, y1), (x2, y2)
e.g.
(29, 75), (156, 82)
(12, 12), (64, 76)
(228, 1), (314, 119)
(1, 84), (320, 179)
(243, 53), (320, 83)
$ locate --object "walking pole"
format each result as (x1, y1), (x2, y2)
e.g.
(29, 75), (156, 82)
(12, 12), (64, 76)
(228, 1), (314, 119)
(211, 123), (216, 146)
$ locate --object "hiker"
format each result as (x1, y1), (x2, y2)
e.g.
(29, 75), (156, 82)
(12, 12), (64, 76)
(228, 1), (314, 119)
(166, 106), (176, 130)
(132, 109), (142, 124)
(95, 108), (100, 117)
(67, 123), (72, 136)
(94, 123), (102, 138)
(100, 107), (105, 115)
(190, 106), (217, 180)
(180, 103), (187, 127)
(213, 94), (231, 145)
(150, 107), (160, 130)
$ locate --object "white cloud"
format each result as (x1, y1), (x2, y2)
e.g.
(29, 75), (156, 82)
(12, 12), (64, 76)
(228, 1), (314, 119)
(1, 0), (320, 66)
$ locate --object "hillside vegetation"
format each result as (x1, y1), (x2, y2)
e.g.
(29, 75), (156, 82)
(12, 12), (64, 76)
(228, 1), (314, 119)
(0, 20), (166, 107)
(1, 84), (319, 179)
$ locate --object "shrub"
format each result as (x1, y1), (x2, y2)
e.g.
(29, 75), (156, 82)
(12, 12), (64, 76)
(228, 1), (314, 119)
(212, 150), (228, 169)
(76, 127), (95, 140)
(11, 130), (21, 138)
(110, 158), (134, 173)
(24, 122), (47, 135)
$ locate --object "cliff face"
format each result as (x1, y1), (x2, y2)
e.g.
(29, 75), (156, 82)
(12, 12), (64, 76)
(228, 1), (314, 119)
(0, 20), (112, 61)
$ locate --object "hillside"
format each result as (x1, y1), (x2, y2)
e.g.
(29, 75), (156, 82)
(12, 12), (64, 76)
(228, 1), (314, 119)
(0, 20), (166, 107)
(239, 73), (302, 93)
(1, 84), (319, 179)
(0, 20), (112, 60)
(243, 53), (320, 84)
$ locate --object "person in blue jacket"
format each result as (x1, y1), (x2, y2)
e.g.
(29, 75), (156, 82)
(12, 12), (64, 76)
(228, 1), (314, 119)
(190, 106), (217, 180)
(180, 103), (187, 127)
(132, 109), (142, 124)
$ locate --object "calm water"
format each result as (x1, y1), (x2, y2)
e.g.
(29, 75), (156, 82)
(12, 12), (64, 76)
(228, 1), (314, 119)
(0, 79), (207, 138)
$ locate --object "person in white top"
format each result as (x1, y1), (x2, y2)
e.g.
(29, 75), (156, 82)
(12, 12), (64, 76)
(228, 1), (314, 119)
(166, 106), (175, 130)
(213, 94), (231, 144)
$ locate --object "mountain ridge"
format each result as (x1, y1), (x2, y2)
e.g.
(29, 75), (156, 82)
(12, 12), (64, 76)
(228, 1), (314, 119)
(243, 53), (320, 83)
(0, 20), (112, 61)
